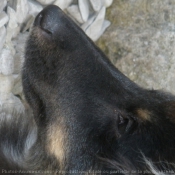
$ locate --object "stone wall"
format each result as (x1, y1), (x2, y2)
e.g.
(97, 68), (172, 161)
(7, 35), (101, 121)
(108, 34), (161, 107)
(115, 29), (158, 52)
(97, 0), (175, 94)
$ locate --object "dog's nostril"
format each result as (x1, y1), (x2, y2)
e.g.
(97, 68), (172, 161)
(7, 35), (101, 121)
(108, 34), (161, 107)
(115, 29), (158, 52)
(35, 13), (53, 35)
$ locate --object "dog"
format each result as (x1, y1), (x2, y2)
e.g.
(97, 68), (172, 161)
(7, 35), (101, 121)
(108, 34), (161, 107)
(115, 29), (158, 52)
(1, 5), (175, 175)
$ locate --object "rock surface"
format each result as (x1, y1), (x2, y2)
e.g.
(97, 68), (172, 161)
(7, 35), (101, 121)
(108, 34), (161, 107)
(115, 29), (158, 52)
(0, 26), (6, 52)
(28, 0), (43, 17)
(0, 48), (14, 75)
(54, 0), (73, 10)
(0, 0), (7, 12)
(86, 7), (106, 41)
(78, 0), (90, 22)
(0, 12), (8, 28)
(67, 5), (84, 24)
(36, 0), (55, 5)
(97, 0), (175, 94)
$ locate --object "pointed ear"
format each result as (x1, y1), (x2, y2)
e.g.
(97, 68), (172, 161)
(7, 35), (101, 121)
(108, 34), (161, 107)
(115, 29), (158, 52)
(164, 101), (175, 123)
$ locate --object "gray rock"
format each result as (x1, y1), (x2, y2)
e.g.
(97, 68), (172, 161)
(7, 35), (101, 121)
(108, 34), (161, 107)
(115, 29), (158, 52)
(97, 0), (175, 94)
(8, 0), (29, 24)
(21, 16), (35, 33)
(6, 7), (18, 55)
(0, 48), (14, 75)
(0, 0), (7, 12)
(13, 53), (22, 74)
(0, 74), (24, 115)
(12, 75), (23, 97)
(6, 6), (17, 29)
(0, 93), (25, 115)
(28, 0), (43, 17)
(81, 15), (96, 31)
(17, 0), (29, 24)
(104, 0), (113, 7)
(78, 0), (90, 22)
(0, 12), (8, 28)
(15, 32), (29, 56)
(36, 0), (55, 5)
(89, 0), (102, 12)
(67, 5), (84, 24)
(98, 20), (111, 38)
(85, 6), (106, 41)
(54, 0), (73, 10)
(13, 32), (29, 74)
(0, 26), (6, 53)
(0, 74), (14, 96)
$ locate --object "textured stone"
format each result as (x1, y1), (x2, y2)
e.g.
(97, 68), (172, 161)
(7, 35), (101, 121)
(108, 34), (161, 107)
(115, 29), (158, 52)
(54, 0), (73, 10)
(0, 93), (25, 115)
(104, 0), (113, 7)
(6, 7), (18, 55)
(90, 0), (102, 12)
(0, 0), (7, 12)
(78, 0), (90, 22)
(15, 32), (29, 56)
(28, 0), (43, 17)
(81, 15), (96, 31)
(21, 16), (35, 33)
(12, 75), (23, 97)
(0, 26), (6, 53)
(98, 20), (111, 39)
(86, 7), (106, 41)
(13, 32), (29, 74)
(6, 7), (17, 29)
(67, 5), (84, 24)
(97, 0), (175, 94)
(9, 0), (29, 24)
(6, 6), (19, 40)
(0, 11), (8, 28)
(36, 0), (55, 5)
(0, 74), (14, 96)
(13, 53), (22, 74)
(0, 48), (14, 75)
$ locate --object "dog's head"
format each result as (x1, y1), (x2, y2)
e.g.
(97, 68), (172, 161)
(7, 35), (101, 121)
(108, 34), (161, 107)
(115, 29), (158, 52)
(22, 5), (175, 173)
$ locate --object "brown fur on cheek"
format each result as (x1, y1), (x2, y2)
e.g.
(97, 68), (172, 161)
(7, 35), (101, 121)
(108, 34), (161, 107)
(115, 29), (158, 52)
(136, 108), (151, 121)
(46, 117), (68, 170)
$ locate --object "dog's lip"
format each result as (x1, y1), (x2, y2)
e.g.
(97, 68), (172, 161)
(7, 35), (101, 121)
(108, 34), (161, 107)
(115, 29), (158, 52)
(39, 26), (53, 35)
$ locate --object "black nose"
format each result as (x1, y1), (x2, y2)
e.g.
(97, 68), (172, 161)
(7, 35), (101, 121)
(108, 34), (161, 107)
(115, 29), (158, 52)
(34, 5), (61, 35)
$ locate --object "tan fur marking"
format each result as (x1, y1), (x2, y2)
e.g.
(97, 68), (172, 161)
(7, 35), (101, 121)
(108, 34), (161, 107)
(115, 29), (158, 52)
(47, 117), (66, 170)
(137, 109), (151, 121)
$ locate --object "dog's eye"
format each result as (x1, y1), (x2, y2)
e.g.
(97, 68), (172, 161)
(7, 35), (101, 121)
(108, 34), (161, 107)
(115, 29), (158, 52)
(116, 113), (134, 137)
(118, 115), (127, 125)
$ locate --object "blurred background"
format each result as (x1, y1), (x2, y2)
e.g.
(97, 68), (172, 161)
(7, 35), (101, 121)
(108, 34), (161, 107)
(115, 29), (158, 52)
(0, 0), (175, 115)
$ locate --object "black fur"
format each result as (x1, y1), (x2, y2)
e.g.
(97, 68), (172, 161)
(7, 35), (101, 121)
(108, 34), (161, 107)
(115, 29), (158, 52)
(1, 5), (175, 175)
